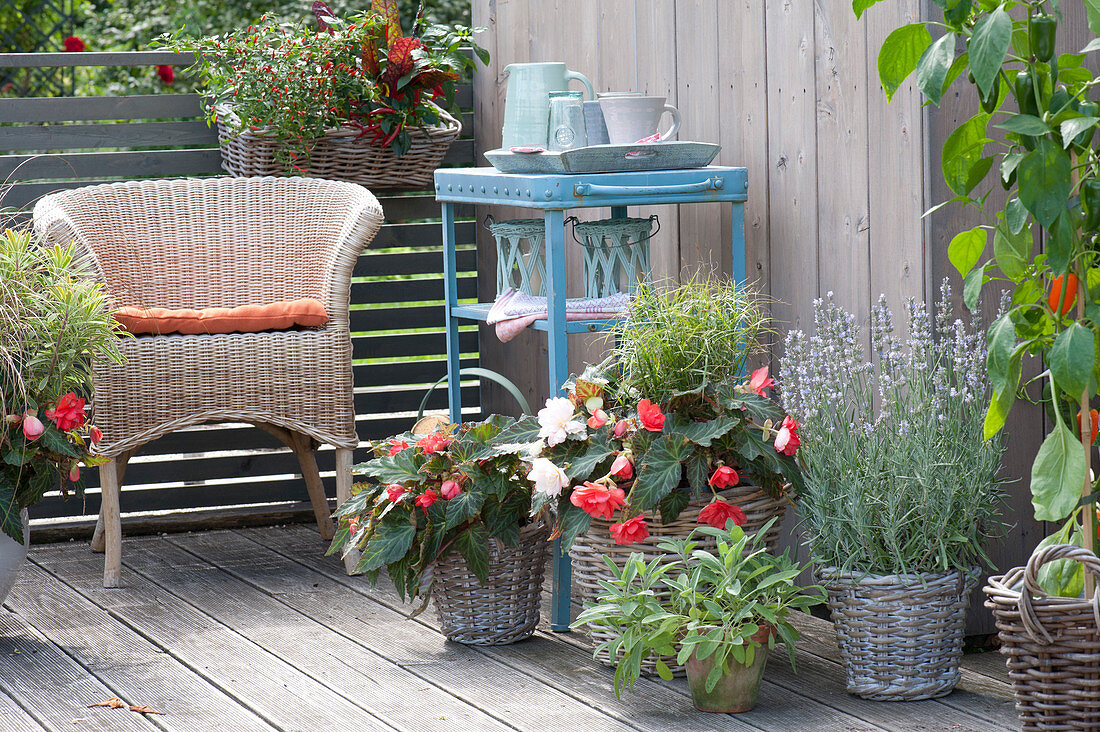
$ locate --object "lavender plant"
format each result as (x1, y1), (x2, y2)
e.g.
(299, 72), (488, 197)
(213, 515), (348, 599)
(780, 283), (1005, 576)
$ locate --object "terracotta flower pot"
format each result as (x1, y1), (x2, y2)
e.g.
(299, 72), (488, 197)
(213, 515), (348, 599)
(684, 623), (773, 713)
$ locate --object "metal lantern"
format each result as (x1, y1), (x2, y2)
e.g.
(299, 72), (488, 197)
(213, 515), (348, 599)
(571, 215), (659, 298)
(486, 216), (547, 297)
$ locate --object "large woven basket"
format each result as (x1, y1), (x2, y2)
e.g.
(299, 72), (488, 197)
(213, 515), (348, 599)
(216, 106), (461, 188)
(434, 521), (549, 645)
(821, 567), (977, 701)
(984, 544), (1100, 731)
(571, 484), (786, 675)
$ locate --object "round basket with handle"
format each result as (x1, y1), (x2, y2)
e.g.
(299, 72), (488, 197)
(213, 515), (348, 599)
(571, 484), (786, 676)
(984, 544), (1100, 731)
(216, 104), (461, 188)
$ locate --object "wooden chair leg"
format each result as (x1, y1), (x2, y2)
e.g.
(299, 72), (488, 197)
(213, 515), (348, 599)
(291, 435), (335, 541)
(91, 451), (132, 554)
(100, 459), (122, 588)
(335, 447), (359, 575)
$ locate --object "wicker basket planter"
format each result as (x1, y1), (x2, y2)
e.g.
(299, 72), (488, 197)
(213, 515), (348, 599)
(434, 521), (549, 645)
(571, 484), (786, 675)
(216, 106), (461, 188)
(820, 567), (978, 701)
(984, 544), (1100, 731)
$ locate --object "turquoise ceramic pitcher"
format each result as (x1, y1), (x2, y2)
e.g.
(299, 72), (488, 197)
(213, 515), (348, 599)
(501, 62), (594, 148)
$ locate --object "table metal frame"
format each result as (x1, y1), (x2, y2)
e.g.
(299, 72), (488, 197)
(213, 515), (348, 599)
(434, 165), (748, 630)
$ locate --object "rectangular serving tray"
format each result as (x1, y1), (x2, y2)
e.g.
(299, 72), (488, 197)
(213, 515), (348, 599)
(483, 141), (721, 175)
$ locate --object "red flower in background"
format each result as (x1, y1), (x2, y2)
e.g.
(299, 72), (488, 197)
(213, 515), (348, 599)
(90, 425), (103, 444)
(708, 465), (739, 489)
(417, 432), (451, 454)
(387, 439), (409, 455)
(156, 65), (174, 84)
(385, 484), (406, 502)
(570, 482), (626, 521)
(63, 36), (86, 52)
(609, 515), (649, 545)
(637, 399), (665, 432)
(45, 393), (86, 431)
(415, 489), (439, 513)
(697, 500), (747, 530)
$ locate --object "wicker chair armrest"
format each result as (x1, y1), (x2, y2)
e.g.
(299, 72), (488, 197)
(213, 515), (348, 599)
(322, 189), (385, 320)
(32, 192), (109, 288)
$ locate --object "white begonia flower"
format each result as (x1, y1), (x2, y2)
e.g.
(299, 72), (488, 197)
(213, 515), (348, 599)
(527, 457), (569, 497)
(537, 396), (586, 447)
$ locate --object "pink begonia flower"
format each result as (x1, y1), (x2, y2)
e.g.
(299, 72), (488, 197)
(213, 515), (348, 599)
(747, 365), (775, 395)
(774, 416), (801, 456)
(586, 408), (608, 429)
(21, 413), (44, 441)
(440, 480), (462, 500)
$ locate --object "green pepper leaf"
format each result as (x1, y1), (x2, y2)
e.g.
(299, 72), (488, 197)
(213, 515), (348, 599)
(916, 32), (956, 105)
(993, 221), (1031, 282)
(1050, 323), (1095, 400)
(986, 314), (1016, 395)
(969, 6), (1012, 96)
(1061, 117), (1100, 148)
(963, 263), (988, 311)
(948, 226), (987, 277)
(1018, 139), (1072, 229)
(942, 113), (991, 195)
(996, 114), (1051, 135)
(1031, 422), (1088, 522)
(877, 23), (933, 102)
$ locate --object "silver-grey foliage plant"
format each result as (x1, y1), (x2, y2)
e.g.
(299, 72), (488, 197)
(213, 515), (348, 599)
(779, 282), (1005, 576)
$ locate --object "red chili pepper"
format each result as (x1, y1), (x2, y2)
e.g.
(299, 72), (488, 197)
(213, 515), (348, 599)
(382, 123), (403, 147)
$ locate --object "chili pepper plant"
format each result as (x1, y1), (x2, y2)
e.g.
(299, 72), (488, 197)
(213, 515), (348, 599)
(161, 0), (487, 163)
(857, 0), (1100, 594)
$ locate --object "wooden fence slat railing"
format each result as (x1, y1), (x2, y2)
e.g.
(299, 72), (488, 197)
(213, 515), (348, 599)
(2, 51), (482, 531)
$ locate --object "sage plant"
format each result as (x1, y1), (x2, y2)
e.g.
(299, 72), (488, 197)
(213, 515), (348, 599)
(780, 283), (1004, 576)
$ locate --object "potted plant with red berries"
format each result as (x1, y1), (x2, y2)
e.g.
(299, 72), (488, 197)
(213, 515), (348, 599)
(328, 415), (547, 645)
(161, 0), (488, 187)
(493, 276), (802, 673)
(0, 228), (122, 603)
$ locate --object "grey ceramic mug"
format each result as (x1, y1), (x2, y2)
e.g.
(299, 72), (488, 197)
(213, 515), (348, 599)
(598, 95), (681, 144)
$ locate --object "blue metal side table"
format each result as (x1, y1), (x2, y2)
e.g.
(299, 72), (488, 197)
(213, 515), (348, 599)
(433, 165), (749, 631)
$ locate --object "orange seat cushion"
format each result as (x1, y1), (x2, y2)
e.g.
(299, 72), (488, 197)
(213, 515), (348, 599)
(113, 299), (330, 335)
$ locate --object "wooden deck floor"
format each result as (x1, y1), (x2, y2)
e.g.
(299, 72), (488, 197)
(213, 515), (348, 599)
(0, 524), (1017, 731)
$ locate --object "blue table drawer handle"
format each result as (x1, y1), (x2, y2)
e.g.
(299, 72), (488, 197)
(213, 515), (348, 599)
(573, 177), (724, 198)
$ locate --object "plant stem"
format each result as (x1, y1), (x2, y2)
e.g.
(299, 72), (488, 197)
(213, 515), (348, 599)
(1079, 270), (1096, 595)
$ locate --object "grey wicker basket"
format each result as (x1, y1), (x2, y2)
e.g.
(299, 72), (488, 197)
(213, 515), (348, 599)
(984, 544), (1100, 731)
(434, 521), (549, 645)
(821, 567), (978, 701)
(216, 105), (461, 188)
(570, 484), (786, 675)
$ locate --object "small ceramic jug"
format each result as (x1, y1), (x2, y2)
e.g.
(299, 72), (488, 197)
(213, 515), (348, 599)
(501, 62), (595, 148)
(598, 95), (681, 144)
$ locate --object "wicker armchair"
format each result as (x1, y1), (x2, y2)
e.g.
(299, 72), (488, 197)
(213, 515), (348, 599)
(34, 177), (384, 587)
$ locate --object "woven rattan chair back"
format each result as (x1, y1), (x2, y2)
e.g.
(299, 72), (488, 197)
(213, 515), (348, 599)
(33, 176), (385, 588)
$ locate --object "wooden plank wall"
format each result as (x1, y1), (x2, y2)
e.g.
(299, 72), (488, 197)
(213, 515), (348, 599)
(1, 52), (481, 530)
(472, 0), (1045, 634)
